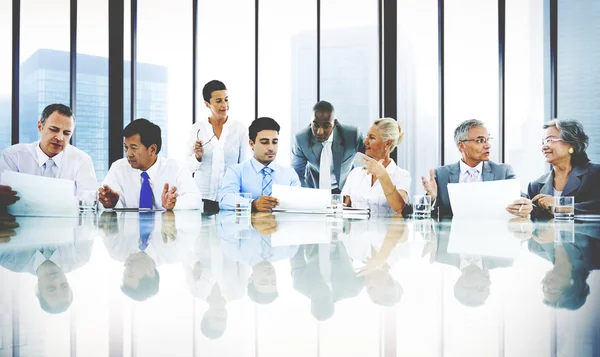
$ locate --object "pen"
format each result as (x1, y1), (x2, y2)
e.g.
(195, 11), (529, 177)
(519, 204), (524, 212)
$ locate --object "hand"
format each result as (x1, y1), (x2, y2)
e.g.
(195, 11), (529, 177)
(161, 184), (178, 210)
(506, 198), (533, 217)
(194, 140), (204, 161)
(355, 153), (388, 179)
(0, 185), (19, 207)
(532, 220), (555, 244)
(98, 185), (120, 208)
(0, 226), (17, 243)
(251, 212), (279, 235)
(161, 211), (177, 242)
(252, 196), (279, 212)
(507, 217), (534, 240)
(421, 169), (438, 202)
(532, 194), (554, 213)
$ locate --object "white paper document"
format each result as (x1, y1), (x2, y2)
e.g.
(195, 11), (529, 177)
(271, 184), (329, 213)
(447, 219), (521, 260)
(1, 171), (79, 217)
(447, 179), (520, 219)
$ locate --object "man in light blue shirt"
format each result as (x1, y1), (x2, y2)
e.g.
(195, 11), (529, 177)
(218, 117), (301, 212)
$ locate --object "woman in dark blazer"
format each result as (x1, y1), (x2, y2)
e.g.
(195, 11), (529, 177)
(528, 119), (600, 218)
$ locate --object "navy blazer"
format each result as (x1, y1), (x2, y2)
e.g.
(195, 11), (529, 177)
(527, 162), (600, 219)
(291, 123), (364, 190)
(433, 160), (516, 218)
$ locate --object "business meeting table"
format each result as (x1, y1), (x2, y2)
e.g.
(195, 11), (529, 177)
(0, 209), (598, 357)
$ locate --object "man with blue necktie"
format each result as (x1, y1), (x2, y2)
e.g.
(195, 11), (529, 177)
(218, 117), (300, 212)
(99, 119), (202, 210)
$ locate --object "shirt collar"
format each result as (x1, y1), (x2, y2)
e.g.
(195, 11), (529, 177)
(459, 159), (483, 175)
(250, 157), (276, 173)
(35, 141), (66, 168)
(459, 254), (484, 270)
(141, 155), (162, 179)
(322, 133), (334, 144)
(33, 248), (64, 273)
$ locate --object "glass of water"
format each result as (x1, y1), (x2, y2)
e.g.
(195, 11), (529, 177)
(553, 196), (574, 220)
(235, 193), (253, 215)
(328, 194), (343, 215)
(413, 195), (432, 219)
(78, 190), (98, 211)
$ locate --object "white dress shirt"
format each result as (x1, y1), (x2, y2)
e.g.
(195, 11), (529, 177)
(184, 118), (250, 201)
(319, 135), (338, 190)
(0, 141), (98, 193)
(102, 155), (202, 210)
(341, 159), (411, 214)
(458, 160), (484, 183)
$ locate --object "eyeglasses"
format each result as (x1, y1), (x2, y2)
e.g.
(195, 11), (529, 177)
(541, 137), (563, 146)
(197, 129), (216, 147)
(460, 136), (493, 145)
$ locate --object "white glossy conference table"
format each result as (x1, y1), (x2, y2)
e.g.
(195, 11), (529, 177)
(0, 211), (598, 357)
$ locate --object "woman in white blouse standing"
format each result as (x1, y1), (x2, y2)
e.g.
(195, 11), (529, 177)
(342, 118), (411, 214)
(185, 80), (249, 212)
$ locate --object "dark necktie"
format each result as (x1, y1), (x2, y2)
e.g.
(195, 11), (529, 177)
(140, 171), (153, 209)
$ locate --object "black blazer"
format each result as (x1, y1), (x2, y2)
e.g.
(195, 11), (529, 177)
(527, 162), (600, 219)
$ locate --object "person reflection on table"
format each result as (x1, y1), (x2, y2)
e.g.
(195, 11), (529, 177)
(291, 242), (363, 321)
(341, 216), (407, 306)
(528, 223), (600, 310)
(217, 211), (299, 304)
(184, 223), (249, 339)
(100, 211), (174, 301)
(434, 228), (514, 307)
(0, 241), (93, 314)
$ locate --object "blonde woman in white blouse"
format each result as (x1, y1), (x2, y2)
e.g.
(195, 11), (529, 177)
(185, 80), (250, 212)
(342, 118), (411, 214)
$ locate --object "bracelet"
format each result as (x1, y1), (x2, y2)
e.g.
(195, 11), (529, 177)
(384, 188), (397, 197)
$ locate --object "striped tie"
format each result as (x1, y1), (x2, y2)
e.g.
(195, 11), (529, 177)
(261, 167), (273, 196)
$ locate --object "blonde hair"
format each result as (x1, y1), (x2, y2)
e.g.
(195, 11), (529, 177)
(373, 117), (404, 152)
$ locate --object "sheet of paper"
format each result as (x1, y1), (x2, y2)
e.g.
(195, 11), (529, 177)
(447, 219), (521, 259)
(1, 171), (79, 217)
(271, 184), (329, 213)
(0, 216), (97, 250)
(270, 213), (331, 246)
(447, 179), (520, 219)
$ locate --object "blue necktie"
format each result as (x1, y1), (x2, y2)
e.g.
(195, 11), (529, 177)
(261, 167), (273, 196)
(140, 172), (153, 209)
(139, 212), (154, 251)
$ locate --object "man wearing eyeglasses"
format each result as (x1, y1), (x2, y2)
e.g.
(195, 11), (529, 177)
(291, 101), (365, 194)
(421, 119), (532, 218)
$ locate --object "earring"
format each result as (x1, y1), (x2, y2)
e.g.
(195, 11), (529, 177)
(568, 147), (574, 154)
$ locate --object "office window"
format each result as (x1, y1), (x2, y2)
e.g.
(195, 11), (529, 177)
(320, 0), (379, 137)
(397, 0), (440, 196)
(258, 0), (317, 166)
(0, 1), (10, 153)
(76, 0), (109, 182)
(137, 0), (192, 160)
(19, 1), (70, 144)
(444, 0), (499, 165)
(505, 0), (546, 191)
(196, 0), (255, 140)
(558, 0), (600, 164)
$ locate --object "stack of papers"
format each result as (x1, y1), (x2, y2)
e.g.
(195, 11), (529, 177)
(271, 184), (329, 213)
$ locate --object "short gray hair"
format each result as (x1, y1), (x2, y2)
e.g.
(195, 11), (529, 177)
(543, 119), (589, 164)
(454, 119), (485, 147)
(373, 118), (404, 152)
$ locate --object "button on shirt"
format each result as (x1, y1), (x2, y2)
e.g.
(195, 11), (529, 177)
(0, 141), (98, 194)
(341, 159), (411, 214)
(102, 155), (202, 210)
(218, 157), (301, 210)
(185, 118), (250, 201)
(458, 160), (484, 183)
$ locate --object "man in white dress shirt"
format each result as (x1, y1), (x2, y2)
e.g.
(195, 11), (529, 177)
(99, 118), (202, 210)
(0, 103), (98, 194)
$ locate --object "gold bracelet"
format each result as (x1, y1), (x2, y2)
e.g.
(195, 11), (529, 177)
(384, 188), (397, 197)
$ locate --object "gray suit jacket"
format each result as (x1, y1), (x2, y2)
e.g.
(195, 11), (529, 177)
(434, 160), (516, 218)
(291, 123), (364, 189)
(527, 162), (600, 219)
